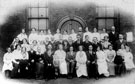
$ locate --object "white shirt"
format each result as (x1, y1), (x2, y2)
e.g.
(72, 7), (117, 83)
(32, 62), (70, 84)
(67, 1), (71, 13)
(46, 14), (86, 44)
(17, 33), (28, 41)
(83, 31), (92, 42)
(70, 33), (77, 42)
(100, 33), (108, 40)
(28, 33), (38, 44)
(63, 34), (69, 41)
(92, 32), (101, 42)
(54, 33), (61, 41)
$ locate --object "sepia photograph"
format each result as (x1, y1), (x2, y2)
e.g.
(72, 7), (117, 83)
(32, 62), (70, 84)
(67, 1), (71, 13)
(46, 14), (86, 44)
(0, 0), (135, 84)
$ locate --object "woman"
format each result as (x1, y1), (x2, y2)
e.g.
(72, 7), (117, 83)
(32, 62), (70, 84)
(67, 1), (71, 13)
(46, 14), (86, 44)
(28, 28), (38, 44)
(114, 44), (126, 75)
(76, 45), (87, 78)
(66, 46), (76, 78)
(70, 29), (77, 42)
(63, 40), (69, 52)
(19, 47), (29, 78)
(96, 46), (109, 77)
(17, 28), (28, 43)
(44, 44), (55, 80)
(106, 45), (116, 76)
(124, 46), (135, 71)
(92, 28), (100, 42)
(10, 37), (20, 50)
(100, 28), (108, 41)
(53, 44), (67, 76)
(12, 44), (22, 78)
(2, 47), (13, 78)
(21, 38), (30, 51)
(38, 41), (46, 54)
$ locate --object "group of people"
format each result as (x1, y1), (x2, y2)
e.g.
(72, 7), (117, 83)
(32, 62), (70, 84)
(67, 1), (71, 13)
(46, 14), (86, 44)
(2, 26), (135, 80)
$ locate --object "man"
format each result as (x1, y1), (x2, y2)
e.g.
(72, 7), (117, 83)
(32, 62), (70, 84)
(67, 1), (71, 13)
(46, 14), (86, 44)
(108, 26), (118, 50)
(86, 45), (98, 79)
(73, 34), (83, 51)
(115, 34), (128, 51)
(83, 27), (92, 42)
(78, 27), (83, 40)
(83, 35), (93, 51)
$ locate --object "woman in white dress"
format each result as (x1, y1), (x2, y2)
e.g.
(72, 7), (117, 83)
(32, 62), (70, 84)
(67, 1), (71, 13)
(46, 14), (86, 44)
(124, 46), (135, 70)
(53, 44), (67, 75)
(76, 45), (87, 77)
(92, 28), (100, 42)
(46, 29), (53, 42)
(106, 45), (116, 76)
(96, 46), (109, 77)
(2, 47), (13, 78)
(83, 27), (92, 42)
(63, 30), (69, 41)
(70, 29), (77, 42)
(100, 28), (108, 41)
(54, 29), (62, 41)
(17, 29), (28, 42)
(28, 28), (38, 44)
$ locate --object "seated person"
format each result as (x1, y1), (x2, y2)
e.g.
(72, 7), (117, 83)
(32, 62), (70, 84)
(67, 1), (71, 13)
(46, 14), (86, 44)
(66, 46), (76, 78)
(76, 45), (88, 78)
(53, 44), (67, 77)
(2, 47), (13, 78)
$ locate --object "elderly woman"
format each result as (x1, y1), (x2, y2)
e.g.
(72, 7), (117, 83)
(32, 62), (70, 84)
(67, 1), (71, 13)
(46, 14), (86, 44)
(2, 47), (13, 78)
(76, 45), (87, 78)
(66, 46), (76, 78)
(53, 44), (67, 77)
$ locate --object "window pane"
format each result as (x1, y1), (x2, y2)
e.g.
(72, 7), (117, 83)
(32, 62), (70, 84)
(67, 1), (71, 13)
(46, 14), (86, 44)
(30, 2), (38, 7)
(106, 7), (114, 17)
(39, 19), (47, 30)
(31, 8), (38, 17)
(106, 19), (114, 30)
(39, 8), (48, 17)
(98, 19), (106, 30)
(30, 19), (38, 29)
(98, 7), (106, 17)
(39, 0), (48, 7)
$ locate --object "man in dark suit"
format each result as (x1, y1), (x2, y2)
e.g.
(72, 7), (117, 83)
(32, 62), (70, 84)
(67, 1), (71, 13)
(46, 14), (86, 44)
(115, 34), (128, 51)
(83, 35), (93, 51)
(108, 26), (119, 50)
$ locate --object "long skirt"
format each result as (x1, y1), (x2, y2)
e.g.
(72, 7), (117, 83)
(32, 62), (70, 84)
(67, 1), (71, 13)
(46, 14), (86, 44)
(59, 61), (67, 75)
(76, 63), (87, 77)
(97, 61), (109, 77)
(107, 62), (115, 76)
(2, 63), (13, 73)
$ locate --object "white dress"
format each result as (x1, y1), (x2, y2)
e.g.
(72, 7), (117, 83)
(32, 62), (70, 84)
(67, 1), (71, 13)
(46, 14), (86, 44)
(2, 53), (13, 73)
(96, 50), (109, 76)
(76, 51), (87, 77)
(124, 52), (135, 70)
(17, 33), (28, 41)
(83, 32), (92, 42)
(70, 33), (77, 42)
(63, 34), (69, 41)
(54, 33), (62, 41)
(53, 50), (67, 74)
(100, 33), (108, 40)
(92, 32), (100, 42)
(28, 33), (38, 44)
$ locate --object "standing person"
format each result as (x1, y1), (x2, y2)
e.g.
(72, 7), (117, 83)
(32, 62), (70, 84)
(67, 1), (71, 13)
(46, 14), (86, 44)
(17, 28), (28, 43)
(54, 29), (62, 42)
(46, 29), (53, 42)
(92, 28), (100, 42)
(86, 45), (98, 79)
(44, 44), (55, 80)
(100, 28), (108, 41)
(28, 28), (38, 44)
(106, 45), (116, 76)
(124, 46), (135, 71)
(66, 46), (76, 78)
(83, 27), (92, 42)
(78, 27), (83, 40)
(115, 34), (128, 51)
(76, 45), (87, 78)
(108, 26), (118, 50)
(63, 30), (69, 41)
(92, 37), (102, 52)
(70, 29), (77, 42)
(114, 44), (126, 76)
(96, 46), (109, 77)
(35, 47), (45, 79)
(68, 36), (74, 47)
(83, 35), (93, 51)
(21, 38), (30, 51)
(37, 30), (45, 44)
(2, 47), (13, 78)
(53, 44), (67, 77)
(73, 34), (83, 51)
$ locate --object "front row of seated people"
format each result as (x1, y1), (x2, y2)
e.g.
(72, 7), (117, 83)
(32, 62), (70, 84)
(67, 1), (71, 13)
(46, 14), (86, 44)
(2, 41), (135, 80)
